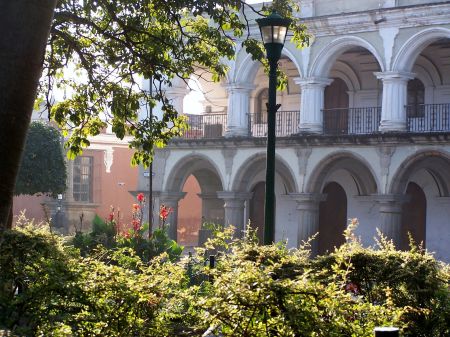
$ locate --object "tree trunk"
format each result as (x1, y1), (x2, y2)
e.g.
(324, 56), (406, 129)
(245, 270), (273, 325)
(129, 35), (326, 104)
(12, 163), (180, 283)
(0, 0), (57, 231)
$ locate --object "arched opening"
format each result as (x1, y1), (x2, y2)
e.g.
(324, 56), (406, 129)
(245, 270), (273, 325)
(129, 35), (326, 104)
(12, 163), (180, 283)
(390, 151), (450, 261)
(401, 182), (426, 250)
(403, 37), (450, 132)
(232, 153), (297, 244)
(165, 155), (224, 243)
(249, 181), (265, 243)
(183, 77), (205, 115)
(312, 40), (383, 135)
(250, 57), (301, 137)
(178, 73), (228, 139)
(177, 175), (202, 247)
(324, 77), (349, 134)
(318, 182), (347, 255)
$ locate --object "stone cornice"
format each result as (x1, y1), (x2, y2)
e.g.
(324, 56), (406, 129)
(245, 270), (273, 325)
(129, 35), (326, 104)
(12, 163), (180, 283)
(166, 132), (450, 149)
(301, 2), (450, 37)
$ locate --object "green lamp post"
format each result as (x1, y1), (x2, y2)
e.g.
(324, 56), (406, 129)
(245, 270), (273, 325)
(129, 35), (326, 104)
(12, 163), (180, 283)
(256, 11), (291, 245)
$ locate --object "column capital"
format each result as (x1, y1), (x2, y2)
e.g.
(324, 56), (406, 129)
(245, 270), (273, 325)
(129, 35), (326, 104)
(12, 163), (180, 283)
(159, 191), (186, 204)
(198, 192), (220, 200)
(223, 82), (255, 93)
(289, 193), (326, 210)
(373, 194), (410, 213)
(294, 76), (333, 87)
(374, 71), (415, 82)
(217, 191), (253, 201)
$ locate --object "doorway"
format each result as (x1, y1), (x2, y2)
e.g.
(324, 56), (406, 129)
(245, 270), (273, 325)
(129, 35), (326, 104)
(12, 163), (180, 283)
(249, 182), (265, 243)
(318, 182), (347, 254)
(401, 182), (426, 250)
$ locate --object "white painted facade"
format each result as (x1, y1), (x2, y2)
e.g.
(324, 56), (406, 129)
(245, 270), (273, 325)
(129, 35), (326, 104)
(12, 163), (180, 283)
(137, 1), (450, 262)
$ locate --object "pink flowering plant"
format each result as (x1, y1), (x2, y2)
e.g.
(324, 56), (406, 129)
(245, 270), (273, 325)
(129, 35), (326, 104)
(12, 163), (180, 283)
(72, 193), (182, 262)
(158, 204), (173, 229)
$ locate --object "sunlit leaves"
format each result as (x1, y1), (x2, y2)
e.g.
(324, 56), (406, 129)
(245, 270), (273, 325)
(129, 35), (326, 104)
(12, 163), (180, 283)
(41, 0), (309, 166)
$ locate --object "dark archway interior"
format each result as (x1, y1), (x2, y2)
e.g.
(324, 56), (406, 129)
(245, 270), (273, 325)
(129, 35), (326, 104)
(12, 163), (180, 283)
(401, 182), (427, 250)
(249, 181), (265, 243)
(318, 182), (347, 255)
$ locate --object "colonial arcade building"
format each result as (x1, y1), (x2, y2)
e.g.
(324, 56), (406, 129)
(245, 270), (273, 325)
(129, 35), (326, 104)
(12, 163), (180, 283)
(137, 0), (450, 261)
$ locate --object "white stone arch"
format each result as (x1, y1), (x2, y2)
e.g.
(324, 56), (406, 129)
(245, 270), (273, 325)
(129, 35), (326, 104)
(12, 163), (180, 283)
(389, 149), (450, 196)
(389, 149), (450, 261)
(232, 152), (297, 193)
(393, 27), (450, 73)
(306, 151), (379, 195)
(165, 153), (224, 193)
(232, 47), (303, 85)
(309, 36), (385, 77)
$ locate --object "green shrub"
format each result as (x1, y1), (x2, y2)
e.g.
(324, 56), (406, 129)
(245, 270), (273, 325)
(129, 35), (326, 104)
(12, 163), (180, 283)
(1, 220), (449, 336)
(179, 227), (403, 337)
(0, 223), (187, 336)
(310, 228), (450, 337)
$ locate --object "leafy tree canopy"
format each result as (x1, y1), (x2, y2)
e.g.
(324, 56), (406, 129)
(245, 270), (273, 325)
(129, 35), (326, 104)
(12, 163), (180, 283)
(42, 0), (309, 166)
(14, 122), (66, 197)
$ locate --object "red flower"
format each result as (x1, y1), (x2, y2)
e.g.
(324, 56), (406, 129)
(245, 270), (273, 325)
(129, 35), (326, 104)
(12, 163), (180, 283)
(132, 219), (141, 231)
(137, 193), (145, 202)
(159, 204), (173, 221)
(108, 213), (114, 222)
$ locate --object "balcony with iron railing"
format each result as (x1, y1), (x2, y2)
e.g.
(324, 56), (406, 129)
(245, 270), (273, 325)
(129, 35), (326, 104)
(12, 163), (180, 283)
(322, 107), (381, 135)
(180, 103), (450, 140)
(248, 110), (300, 137)
(182, 113), (228, 139)
(407, 103), (450, 132)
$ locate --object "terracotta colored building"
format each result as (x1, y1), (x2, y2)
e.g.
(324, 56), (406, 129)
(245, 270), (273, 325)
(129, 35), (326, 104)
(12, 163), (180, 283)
(14, 129), (139, 233)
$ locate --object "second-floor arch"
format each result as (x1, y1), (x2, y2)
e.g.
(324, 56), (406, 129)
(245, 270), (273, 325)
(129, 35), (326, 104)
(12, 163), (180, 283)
(309, 36), (385, 78)
(393, 27), (450, 73)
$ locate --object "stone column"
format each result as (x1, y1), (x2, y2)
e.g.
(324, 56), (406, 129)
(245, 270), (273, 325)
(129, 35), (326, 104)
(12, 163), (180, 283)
(375, 194), (409, 247)
(295, 77), (333, 134)
(224, 82), (255, 137)
(217, 191), (252, 237)
(290, 193), (326, 255)
(375, 72), (415, 132)
(165, 86), (189, 114)
(198, 192), (224, 224)
(159, 191), (186, 241)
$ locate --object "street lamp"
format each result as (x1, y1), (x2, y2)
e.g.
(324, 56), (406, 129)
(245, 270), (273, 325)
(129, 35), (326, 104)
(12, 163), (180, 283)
(256, 11), (291, 245)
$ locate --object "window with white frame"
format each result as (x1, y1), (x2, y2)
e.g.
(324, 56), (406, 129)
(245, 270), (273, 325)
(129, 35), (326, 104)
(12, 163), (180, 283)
(73, 156), (93, 202)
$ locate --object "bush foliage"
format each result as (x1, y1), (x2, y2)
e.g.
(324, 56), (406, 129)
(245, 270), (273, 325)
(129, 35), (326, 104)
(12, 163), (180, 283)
(0, 219), (449, 336)
(14, 122), (66, 197)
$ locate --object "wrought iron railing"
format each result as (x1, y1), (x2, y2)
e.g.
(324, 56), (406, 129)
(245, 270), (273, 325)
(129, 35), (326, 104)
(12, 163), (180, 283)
(407, 103), (450, 132)
(248, 110), (300, 137)
(182, 113), (227, 139)
(180, 104), (450, 140)
(322, 107), (381, 135)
